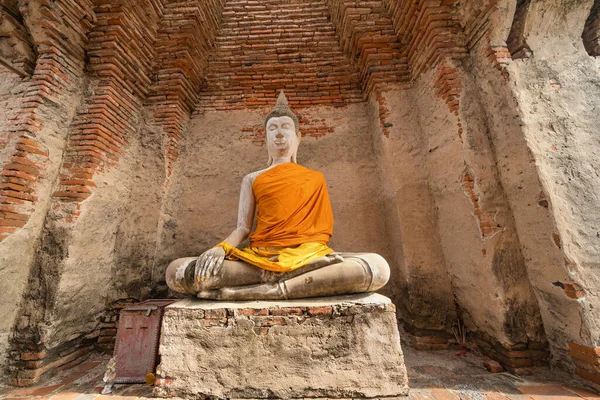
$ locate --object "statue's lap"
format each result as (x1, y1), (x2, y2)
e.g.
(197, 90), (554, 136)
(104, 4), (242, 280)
(166, 252), (391, 298)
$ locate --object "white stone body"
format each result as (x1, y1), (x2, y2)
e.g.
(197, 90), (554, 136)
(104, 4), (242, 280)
(155, 293), (408, 399)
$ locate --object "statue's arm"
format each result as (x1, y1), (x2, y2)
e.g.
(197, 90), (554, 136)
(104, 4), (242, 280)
(224, 174), (255, 245)
(196, 174), (256, 279)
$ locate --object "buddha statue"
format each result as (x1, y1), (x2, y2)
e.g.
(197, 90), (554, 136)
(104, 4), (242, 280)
(166, 91), (390, 300)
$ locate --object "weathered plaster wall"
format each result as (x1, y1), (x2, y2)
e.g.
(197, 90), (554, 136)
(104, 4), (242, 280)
(368, 85), (457, 339)
(42, 112), (167, 350)
(1, 0), (230, 385)
(504, 0), (600, 381)
(0, 68), (22, 158)
(458, 4), (585, 372)
(0, 77), (87, 382)
(156, 104), (398, 299)
(370, 65), (547, 365)
(0, 68), (26, 372)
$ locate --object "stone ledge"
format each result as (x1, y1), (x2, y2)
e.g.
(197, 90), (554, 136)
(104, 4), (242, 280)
(155, 293), (409, 399)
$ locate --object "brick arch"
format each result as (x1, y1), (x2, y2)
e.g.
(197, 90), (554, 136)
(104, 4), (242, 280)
(382, 0), (468, 78)
(148, 0), (226, 177)
(506, 0), (533, 59)
(583, 0), (600, 56)
(325, 0), (409, 95)
(0, 0), (35, 77)
(50, 0), (164, 206)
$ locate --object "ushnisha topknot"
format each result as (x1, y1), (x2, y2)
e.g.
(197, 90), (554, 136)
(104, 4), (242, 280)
(264, 90), (300, 135)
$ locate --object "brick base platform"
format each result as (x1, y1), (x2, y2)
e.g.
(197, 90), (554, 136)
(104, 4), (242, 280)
(154, 293), (409, 399)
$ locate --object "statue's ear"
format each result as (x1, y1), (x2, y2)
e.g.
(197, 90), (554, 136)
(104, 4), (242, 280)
(268, 154), (273, 166)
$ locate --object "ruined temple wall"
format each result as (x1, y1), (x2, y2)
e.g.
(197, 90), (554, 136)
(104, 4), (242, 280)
(0, 0), (232, 384)
(0, 0), (94, 377)
(364, 22), (550, 365)
(0, 73), (88, 382)
(367, 85), (457, 339)
(363, 0), (598, 375)
(459, 9), (584, 371)
(43, 112), (167, 350)
(156, 104), (397, 298)
(504, 0), (600, 380)
(510, 2), (600, 338)
(409, 63), (545, 351)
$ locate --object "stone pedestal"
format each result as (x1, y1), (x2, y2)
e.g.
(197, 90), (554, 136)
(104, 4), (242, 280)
(154, 293), (409, 399)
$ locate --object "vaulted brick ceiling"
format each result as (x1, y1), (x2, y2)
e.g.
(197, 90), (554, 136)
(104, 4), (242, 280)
(197, 0), (406, 111)
(0, 0), (473, 230)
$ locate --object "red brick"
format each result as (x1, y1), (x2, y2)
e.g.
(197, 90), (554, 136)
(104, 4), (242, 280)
(21, 351), (48, 361)
(307, 306), (333, 317)
(518, 385), (582, 399)
(569, 342), (600, 357)
(428, 388), (459, 399)
(483, 359), (505, 373)
(577, 368), (600, 384)
(204, 309), (227, 319)
(269, 307), (304, 316)
(236, 308), (269, 316)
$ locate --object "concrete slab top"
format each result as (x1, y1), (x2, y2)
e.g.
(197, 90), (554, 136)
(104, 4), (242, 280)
(166, 292), (391, 310)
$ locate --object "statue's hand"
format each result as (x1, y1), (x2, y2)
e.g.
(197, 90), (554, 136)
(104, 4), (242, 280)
(195, 246), (226, 281)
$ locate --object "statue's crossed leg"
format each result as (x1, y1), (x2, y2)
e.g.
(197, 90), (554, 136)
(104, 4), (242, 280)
(166, 253), (390, 300)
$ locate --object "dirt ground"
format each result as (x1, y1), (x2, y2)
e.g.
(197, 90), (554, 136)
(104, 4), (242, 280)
(0, 346), (597, 399)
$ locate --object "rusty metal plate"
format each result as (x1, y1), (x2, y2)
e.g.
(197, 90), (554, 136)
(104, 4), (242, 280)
(114, 299), (175, 383)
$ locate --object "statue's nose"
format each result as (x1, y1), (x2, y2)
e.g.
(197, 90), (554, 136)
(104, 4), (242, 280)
(276, 130), (284, 138)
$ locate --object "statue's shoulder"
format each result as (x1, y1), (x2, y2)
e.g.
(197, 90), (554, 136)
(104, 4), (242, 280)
(243, 168), (269, 186)
(301, 164), (325, 178)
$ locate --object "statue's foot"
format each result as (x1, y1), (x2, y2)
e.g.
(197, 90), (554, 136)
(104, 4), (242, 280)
(197, 290), (219, 299)
(215, 282), (286, 301)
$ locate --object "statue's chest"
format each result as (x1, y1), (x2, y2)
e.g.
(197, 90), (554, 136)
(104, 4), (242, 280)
(254, 175), (315, 221)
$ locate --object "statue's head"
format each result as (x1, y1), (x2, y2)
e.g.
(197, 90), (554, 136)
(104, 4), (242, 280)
(265, 91), (300, 165)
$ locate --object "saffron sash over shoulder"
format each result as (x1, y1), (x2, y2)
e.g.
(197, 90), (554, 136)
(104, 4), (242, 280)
(217, 163), (335, 272)
(250, 162), (334, 248)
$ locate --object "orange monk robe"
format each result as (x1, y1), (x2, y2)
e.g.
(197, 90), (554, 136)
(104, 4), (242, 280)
(219, 163), (335, 272)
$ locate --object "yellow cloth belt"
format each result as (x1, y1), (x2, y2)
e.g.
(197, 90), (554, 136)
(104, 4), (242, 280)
(216, 241), (333, 273)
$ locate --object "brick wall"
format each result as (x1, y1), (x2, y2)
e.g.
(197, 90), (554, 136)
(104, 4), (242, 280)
(51, 0), (163, 207)
(197, 0), (365, 111)
(149, 0), (225, 176)
(0, 1), (35, 76)
(473, 333), (548, 375)
(569, 343), (600, 388)
(461, 170), (503, 238)
(326, 0), (409, 95)
(383, 0), (468, 78)
(1, 0), (598, 390)
(2, 1), (95, 383)
(0, 0), (93, 243)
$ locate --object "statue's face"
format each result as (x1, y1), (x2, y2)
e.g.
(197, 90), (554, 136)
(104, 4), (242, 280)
(266, 116), (299, 160)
